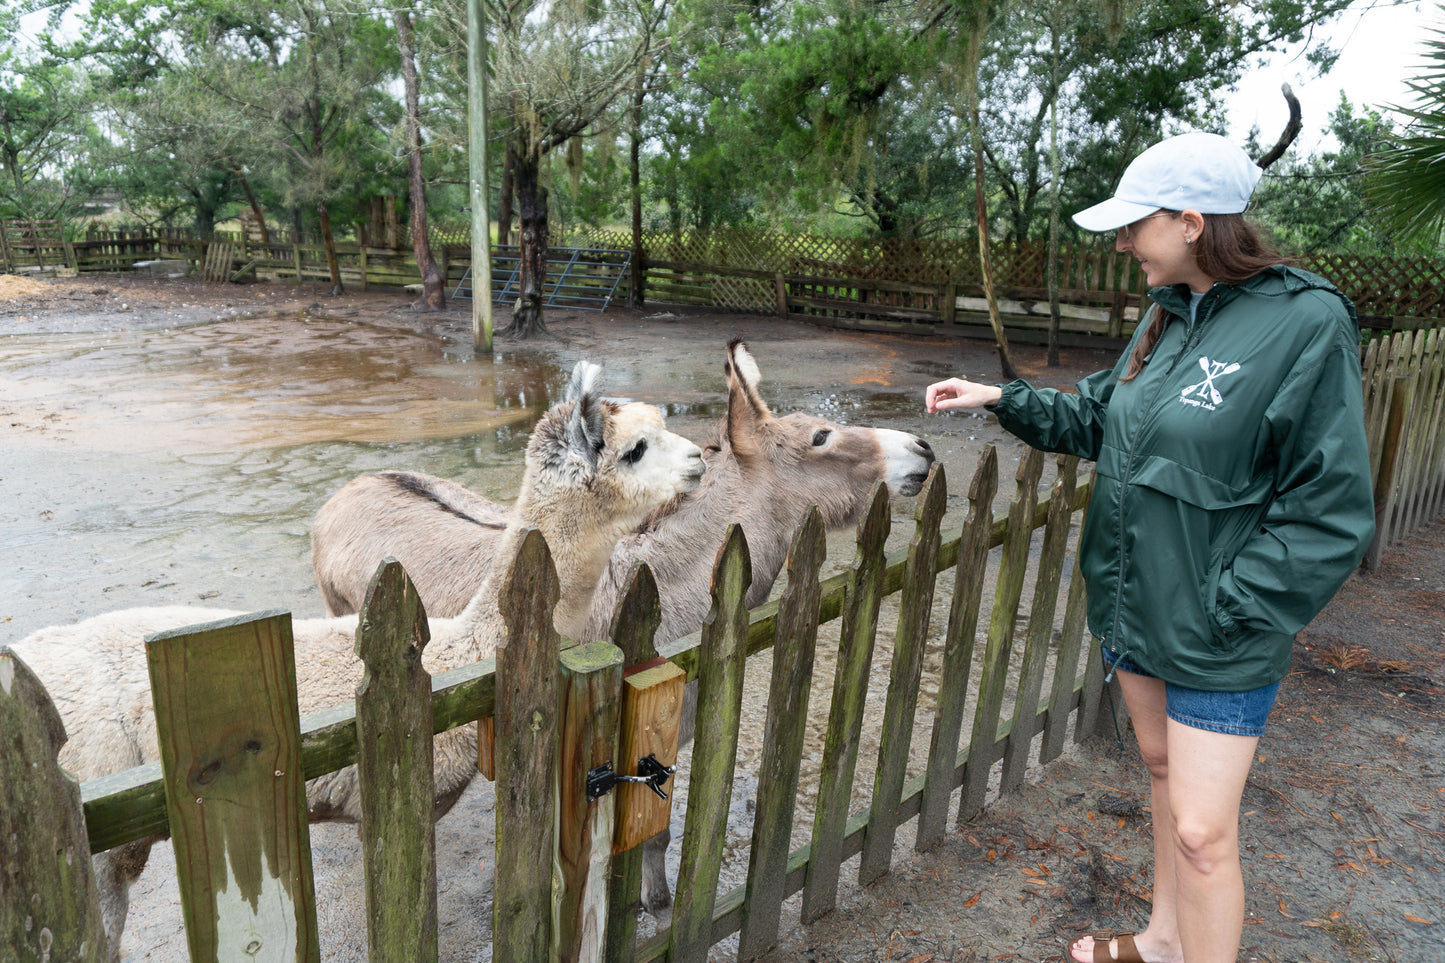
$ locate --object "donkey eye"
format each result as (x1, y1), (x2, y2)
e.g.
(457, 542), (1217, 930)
(811, 429), (831, 447)
(622, 439), (648, 464)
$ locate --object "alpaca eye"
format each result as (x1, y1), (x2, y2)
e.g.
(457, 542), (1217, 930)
(811, 429), (831, 447)
(622, 439), (648, 464)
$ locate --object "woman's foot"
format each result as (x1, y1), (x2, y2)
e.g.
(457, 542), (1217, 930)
(1067, 930), (1183, 963)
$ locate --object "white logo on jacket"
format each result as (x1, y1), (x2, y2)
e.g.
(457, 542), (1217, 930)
(1179, 356), (1241, 410)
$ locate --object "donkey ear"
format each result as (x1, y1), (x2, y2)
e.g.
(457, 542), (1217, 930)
(566, 361), (606, 467)
(724, 339), (772, 456)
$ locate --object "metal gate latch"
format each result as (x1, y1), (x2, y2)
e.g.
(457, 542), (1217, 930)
(585, 754), (676, 802)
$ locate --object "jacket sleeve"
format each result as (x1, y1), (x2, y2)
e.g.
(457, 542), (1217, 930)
(1214, 335), (1376, 638)
(989, 368), (1116, 461)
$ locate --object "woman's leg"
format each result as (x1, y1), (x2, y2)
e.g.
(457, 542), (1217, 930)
(1166, 720), (1259, 963)
(1070, 669), (1183, 963)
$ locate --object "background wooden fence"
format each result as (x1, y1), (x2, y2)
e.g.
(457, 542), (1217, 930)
(4, 225), (1443, 338)
(4, 447), (1119, 962)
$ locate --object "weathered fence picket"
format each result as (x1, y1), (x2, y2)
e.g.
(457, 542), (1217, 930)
(916, 447), (997, 851)
(492, 528), (562, 962)
(355, 560), (438, 963)
(737, 507), (825, 960)
(667, 524), (752, 962)
(0, 651), (108, 962)
(859, 463), (947, 886)
(145, 610), (320, 962)
(801, 483), (890, 922)
(960, 448), (1045, 821)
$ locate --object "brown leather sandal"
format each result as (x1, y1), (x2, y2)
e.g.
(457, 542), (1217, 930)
(1065, 931), (1145, 963)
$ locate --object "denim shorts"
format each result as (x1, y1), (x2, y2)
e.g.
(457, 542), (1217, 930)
(1101, 647), (1280, 738)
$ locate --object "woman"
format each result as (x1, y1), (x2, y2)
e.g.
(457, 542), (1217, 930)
(926, 131), (1375, 963)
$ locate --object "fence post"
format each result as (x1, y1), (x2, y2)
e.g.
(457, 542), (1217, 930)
(145, 610), (320, 963)
(557, 641), (624, 963)
(355, 559), (438, 963)
(493, 528), (561, 963)
(0, 649), (109, 961)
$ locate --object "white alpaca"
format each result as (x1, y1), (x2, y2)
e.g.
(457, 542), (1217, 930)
(7, 360), (705, 961)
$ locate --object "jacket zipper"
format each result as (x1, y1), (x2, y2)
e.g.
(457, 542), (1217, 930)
(1105, 289), (1225, 679)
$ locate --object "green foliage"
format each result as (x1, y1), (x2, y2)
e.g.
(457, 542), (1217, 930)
(1248, 97), (1407, 254)
(1366, 12), (1445, 248)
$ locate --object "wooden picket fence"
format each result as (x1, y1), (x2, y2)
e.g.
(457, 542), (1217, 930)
(1361, 325), (1445, 566)
(3, 447), (1122, 962)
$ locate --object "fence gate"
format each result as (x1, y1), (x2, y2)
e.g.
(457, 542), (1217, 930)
(453, 246), (632, 311)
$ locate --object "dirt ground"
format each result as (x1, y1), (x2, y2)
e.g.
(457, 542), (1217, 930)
(2, 273), (1441, 962)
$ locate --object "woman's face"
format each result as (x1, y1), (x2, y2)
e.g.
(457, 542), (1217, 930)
(1116, 209), (1214, 293)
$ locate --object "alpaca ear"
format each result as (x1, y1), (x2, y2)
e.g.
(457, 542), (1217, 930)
(566, 361), (606, 467)
(724, 339), (772, 456)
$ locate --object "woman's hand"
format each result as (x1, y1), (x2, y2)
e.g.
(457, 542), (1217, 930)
(925, 378), (1003, 413)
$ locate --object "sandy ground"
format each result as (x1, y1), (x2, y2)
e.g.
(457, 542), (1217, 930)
(2, 273), (1441, 962)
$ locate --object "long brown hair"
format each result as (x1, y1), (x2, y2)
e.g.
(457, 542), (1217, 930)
(1119, 212), (1287, 382)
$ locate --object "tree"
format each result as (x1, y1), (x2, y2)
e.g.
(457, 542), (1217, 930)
(0, 16), (95, 220)
(479, 0), (668, 339)
(393, 3), (446, 309)
(1367, 14), (1445, 247)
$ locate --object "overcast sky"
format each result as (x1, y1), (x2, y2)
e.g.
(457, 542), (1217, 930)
(1225, 0), (1434, 150)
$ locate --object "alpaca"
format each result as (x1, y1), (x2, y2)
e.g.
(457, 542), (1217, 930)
(8, 360), (705, 961)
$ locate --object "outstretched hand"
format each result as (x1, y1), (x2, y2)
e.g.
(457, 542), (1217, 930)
(925, 378), (1003, 413)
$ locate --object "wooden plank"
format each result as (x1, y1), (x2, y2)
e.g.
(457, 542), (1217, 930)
(557, 641), (624, 963)
(1040, 474), (1094, 766)
(668, 525), (751, 963)
(145, 610), (319, 963)
(493, 527), (562, 963)
(355, 559), (438, 963)
(602, 564), (664, 963)
(801, 484), (890, 922)
(612, 660), (685, 853)
(738, 508), (826, 961)
(959, 448), (1045, 822)
(1000, 457), (1078, 793)
(917, 446), (998, 849)
(859, 463), (946, 885)
(0, 649), (108, 961)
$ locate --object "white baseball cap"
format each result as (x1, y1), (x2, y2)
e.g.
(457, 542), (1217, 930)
(1072, 131), (1263, 232)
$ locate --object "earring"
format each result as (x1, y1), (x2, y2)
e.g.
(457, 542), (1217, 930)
(1185, 237), (1194, 245)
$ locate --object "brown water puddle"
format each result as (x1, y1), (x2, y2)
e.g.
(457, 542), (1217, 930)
(0, 315), (558, 452)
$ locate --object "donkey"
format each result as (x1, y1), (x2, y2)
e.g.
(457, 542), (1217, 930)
(308, 340), (935, 912)
(8, 360), (705, 961)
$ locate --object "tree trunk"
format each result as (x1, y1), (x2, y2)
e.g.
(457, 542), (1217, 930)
(1045, 17), (1062, 368)
(971, 100), (1017, 381)
(507, 144), (548, 338)
(317, 199), (344, 295)
(237, 172), (270, 246)
(395, 6), (445, 310)
(629, 82), (644, 307)
(498, 140), (517, 247)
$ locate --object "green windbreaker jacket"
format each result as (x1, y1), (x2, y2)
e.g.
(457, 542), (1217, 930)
(991, 266), (1375, 691)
